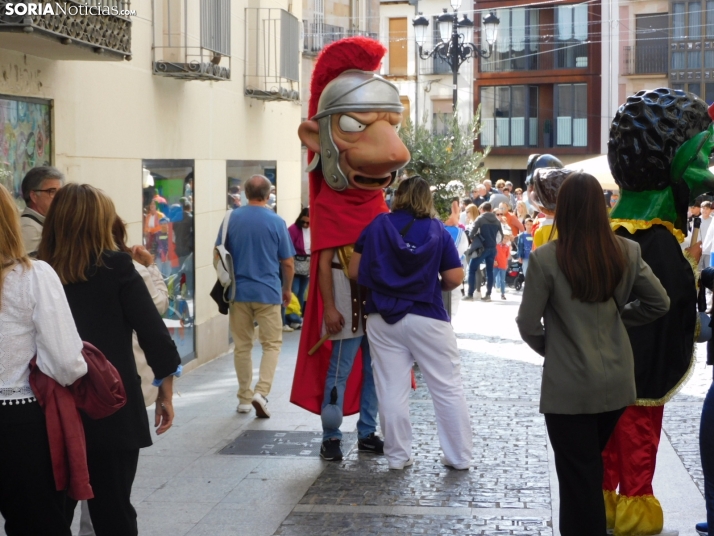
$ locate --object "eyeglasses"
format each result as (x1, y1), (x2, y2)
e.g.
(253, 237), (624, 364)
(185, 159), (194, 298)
(495, 212), (503, 216)
(34, 188), (59, 197)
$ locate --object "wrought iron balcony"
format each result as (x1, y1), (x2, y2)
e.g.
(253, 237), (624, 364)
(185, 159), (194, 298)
(302, 21), (377, 57)
(622, 44), (668, 76)
(245, 8), (299, 102)
(0, 0), (132, 61)
(152, 0), (231, 81)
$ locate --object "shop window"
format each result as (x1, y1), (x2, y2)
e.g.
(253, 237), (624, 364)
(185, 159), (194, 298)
(555, 84), (587, 147)
(0, 96), (52, 209)
(142, 160), (196, 364)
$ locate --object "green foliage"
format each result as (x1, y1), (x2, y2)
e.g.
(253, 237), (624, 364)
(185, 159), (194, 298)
(399, 106), (490, 218)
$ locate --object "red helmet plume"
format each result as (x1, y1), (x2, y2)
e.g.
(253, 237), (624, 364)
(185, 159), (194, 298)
(308, 37), (388, 119)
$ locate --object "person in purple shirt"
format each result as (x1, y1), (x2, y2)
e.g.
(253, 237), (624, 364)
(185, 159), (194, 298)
(348, 176), (473, 471)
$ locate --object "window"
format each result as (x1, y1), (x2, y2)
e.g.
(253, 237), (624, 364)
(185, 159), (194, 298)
(432, 99), (453, 135)
(142, 160), (196, 364)
(555, 4), (589, 68)
(556, 84), (587, 147)
(673, 3), (685, 39)
(634, 14), (668, 74)
(707, 1), (714, 37)
(432, 17), (451, 75)
(400, 97), (411, 127)
(689, 82), (702, 96)
(389, 18), (408, 76)
(706, 50), (714, 68)
(672, 51), (685, 69)
(706, 83), (714, 104)
(0, 97), (52, 210)
(689, 50), (702, 68)
(480, 86), (539, 147)
(481, 7), (539, 72)
(689, 1), (702, 38)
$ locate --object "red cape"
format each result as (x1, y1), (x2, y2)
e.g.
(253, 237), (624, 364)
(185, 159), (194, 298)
(289, 36), (390, 416)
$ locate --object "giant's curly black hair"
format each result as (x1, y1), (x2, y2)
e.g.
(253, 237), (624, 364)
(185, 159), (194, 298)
(608, 88), (709, 192)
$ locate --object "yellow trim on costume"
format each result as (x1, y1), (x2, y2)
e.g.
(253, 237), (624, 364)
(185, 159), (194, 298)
(604, 490), (619, 531)
(610, 218), (685, 244)
(613, 494), (663, 536)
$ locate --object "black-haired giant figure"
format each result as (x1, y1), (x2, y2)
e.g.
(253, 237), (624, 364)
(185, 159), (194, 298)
(604, 88), (714, 536)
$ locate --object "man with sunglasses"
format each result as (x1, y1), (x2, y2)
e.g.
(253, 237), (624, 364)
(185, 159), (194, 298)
(20, 166), (64, 257)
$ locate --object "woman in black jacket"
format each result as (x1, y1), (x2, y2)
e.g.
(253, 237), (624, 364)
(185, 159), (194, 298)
(38, 184), (181, 536)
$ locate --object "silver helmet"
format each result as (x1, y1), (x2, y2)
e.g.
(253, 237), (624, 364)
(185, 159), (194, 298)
(307, 70), (404, 191)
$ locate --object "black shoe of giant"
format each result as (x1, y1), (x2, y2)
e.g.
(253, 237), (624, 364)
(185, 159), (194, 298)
(358, 433), (384, 454)
(320, 439), (343, 461)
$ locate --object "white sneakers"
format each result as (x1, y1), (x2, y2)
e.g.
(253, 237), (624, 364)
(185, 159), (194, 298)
(440, 455), (470, 470)
(282, 325), (294, 332)
(236, 404), (252, 413)
(252, 393), (271, 418)
(388, 457), (414, 470)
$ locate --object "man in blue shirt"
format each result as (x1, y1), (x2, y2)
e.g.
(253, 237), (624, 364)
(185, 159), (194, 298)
(217, 175), (295, 418)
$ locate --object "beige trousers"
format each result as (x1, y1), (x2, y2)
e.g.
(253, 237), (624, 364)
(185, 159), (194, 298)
(229, 301), (283, 404)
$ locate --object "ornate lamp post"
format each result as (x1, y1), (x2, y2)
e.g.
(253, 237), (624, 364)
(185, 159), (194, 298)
(413, 4), (499, 111)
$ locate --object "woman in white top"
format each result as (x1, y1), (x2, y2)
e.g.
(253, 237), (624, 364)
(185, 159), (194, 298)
(0, 183), (87, 535)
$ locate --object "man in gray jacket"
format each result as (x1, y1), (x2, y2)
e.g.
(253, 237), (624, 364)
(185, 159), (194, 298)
(465, 202), (502, 301)
(20, 166), (64, 256)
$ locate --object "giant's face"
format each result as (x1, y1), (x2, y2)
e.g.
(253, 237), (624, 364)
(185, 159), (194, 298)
(329, 111), (409, 190)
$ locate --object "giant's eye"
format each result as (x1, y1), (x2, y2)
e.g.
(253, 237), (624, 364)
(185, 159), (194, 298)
(339, 115), (366, 133)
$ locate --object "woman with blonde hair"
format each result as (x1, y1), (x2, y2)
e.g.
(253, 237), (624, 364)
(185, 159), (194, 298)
(0, 183), (87, 535)
(516, 172), (670, 535)
(38, 184), (181, 536)
(515, 200), (529, 224)
(349, 176), (472, 470)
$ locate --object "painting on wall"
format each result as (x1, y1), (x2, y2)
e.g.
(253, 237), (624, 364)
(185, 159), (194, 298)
(0, 96), (52, 209)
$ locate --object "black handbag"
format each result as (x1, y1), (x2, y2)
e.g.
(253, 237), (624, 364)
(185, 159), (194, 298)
(465, 230), (484, 258)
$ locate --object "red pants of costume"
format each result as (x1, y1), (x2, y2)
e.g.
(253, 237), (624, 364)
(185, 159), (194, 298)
(602, 405), (665, 536)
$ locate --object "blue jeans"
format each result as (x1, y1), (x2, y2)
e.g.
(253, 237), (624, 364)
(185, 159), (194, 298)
(701, 376), (714, 528)
(468, 247), (496, 297)
(321, 336), (378, 441)
(284, 313), (302, 326)
(292, 275), (309, 312)
(494, 268), (506, 295)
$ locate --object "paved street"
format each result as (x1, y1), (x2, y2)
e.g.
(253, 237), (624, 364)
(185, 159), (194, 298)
(2, 291), (709, 535)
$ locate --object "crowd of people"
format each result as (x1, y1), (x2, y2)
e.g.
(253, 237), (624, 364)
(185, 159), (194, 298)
(3, 163), (714, 536)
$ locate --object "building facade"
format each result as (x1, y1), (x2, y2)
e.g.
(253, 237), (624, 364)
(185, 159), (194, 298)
(0, 0), (303, 372)
(474, 0), (605, 187)
(379, 0), (475, 137)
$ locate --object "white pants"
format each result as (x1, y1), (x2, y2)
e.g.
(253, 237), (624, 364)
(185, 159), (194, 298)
(367, 313), (472, 469)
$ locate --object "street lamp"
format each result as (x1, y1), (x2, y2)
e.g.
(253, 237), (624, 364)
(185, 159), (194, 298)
(413, 5), (499, 111)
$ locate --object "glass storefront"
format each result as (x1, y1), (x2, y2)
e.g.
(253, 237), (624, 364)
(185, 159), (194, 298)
(226, 160), (277, 211)
(0, 95), (52, 208)
(142, 159), (195, 363)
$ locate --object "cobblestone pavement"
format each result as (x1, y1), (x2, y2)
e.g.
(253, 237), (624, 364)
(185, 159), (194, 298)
(662, 345), (711, 496)
(276, 298), (554, 535)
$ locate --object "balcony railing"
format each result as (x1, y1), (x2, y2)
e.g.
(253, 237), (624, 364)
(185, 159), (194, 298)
(152, 0), (231, 81)
(245, 8), (300, 102)
(302, 22), (377, 56)
(0, 0), (132, 61)
(622, 44), (667, 75)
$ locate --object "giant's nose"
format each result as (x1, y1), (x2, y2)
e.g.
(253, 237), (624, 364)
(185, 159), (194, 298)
(351, 120), (411, 176)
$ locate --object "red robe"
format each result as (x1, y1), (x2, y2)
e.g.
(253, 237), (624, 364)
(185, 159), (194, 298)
(289, 36), (392, 415)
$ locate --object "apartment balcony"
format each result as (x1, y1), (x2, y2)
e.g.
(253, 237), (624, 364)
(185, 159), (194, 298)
(0, 0), (132, 61)
(244, 8), (299, 101)
(622, 44), (668, 76)
(302, 22), (377, 57)
(152, 0), (231, 81)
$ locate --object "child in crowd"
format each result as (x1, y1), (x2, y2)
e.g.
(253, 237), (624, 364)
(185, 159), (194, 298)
(283, 292), (303, 331)
(517, 218), (534, 277)
(494, 235), (511, 300)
